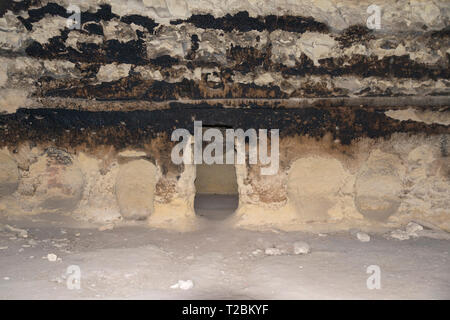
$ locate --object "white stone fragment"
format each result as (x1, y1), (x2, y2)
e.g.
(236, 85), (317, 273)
(251, 249), (263, 256)
(406, 222), (424, 235)
(47, 253), (58, 262)
(356, 232), (371, 242)
(264, 247), (283, 256)
(96, 64), (131, 83)
(388, 222), (430, 240)
(170, 279), (194, 290)
(298, 32), (337, 66)
(30, 16), (67, 44)
(389, 230), (410, 241)
(293, 241), (311, 255)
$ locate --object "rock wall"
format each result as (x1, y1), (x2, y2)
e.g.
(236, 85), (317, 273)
(0, 0), (448, 231)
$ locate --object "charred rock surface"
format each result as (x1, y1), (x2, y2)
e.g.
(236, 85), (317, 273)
(0, 0), (449, 227)
(170, 11), (329, 33)
(0, 0), (448, 159)
(0, 1), (448, 110)
(0, 105), (448, 150)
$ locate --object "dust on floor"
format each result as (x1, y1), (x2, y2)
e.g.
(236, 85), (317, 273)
(0, 213), (449, 299)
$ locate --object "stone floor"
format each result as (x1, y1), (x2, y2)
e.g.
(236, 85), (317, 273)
(0, 213), (449, 299)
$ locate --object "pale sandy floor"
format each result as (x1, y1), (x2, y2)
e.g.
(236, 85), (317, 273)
(0, 212), (449, 300)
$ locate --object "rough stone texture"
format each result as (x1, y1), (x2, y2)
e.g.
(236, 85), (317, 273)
(0, 0), (448, 231)
(355, 150), (403, 221)
(356, 232), (370, 242)
(73, 151), (121, 223)
(18, 148), (85, 212)
(96, 63), (131, 83)
(150, 152), (198, 230)
(287, 156), (352, 222)
(386, 108), (450, 126)
(399, 140), (450, 222)
(115, 159), (157, 220)
(293, 241), (311, 255)
(0, 0), (448, 114)
(0, 88), (32, 114)
(0, 151), (19, 197)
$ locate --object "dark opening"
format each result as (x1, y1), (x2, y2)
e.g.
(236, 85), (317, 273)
(194, 164), (239, 220)
(194, 126), (239, 220)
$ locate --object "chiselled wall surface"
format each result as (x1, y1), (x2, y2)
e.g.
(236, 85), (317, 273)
(0, 0), (449, 231)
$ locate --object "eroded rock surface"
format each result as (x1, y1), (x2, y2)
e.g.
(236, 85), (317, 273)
(355, 150), (403, 221)
(287, 156), (351, 222)
(0, 151), (19, 197)
(23, 148), (84, 212)
(0, 0), (448, 230)
(115, 159), (157, 220)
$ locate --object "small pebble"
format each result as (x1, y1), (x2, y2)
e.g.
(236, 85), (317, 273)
(293, 241), (311, 255)
(356, 232), (371, 242)
(389, 229), (410, 241)
(264, 247), (283, 256)
(406, 222), (423, 235)
(170, 280), (194, 290)
(251, 249), (263, 256)
(47, 253), (58, 262)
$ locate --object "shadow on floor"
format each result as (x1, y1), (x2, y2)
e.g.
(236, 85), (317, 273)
(194, 194), (239, 220)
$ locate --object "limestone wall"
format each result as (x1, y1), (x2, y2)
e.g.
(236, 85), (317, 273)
(0, 0), (448, 231)
(0, 0), (449, 114)
(0, 132), (448, 231)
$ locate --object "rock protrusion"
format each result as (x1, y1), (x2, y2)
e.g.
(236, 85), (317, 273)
(31, 149), (84, 211)
(355, 150), (403, 221)
(0, 152), (19, 197)
(288, 156), (350, 222)
(115, 159), (157, 220)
